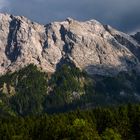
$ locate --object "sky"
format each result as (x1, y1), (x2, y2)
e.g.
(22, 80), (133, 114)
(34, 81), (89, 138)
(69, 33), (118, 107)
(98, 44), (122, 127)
(0, 0), (140, 33)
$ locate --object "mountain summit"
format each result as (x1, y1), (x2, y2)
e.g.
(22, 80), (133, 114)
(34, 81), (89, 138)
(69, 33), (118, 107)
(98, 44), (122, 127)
(0, 13), (140, 75)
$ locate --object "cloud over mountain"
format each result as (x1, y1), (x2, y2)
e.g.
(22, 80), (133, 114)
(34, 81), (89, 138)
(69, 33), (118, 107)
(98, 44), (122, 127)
(0, 0), (140, 32)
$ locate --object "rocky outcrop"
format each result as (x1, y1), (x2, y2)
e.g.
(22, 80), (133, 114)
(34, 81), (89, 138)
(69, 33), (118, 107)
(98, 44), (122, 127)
(0, 13), (140, 76)
(132, 32), (140, 44)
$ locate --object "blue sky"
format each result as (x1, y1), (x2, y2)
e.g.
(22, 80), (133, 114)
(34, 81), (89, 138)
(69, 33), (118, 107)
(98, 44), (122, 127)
(0, 0), (140, 33)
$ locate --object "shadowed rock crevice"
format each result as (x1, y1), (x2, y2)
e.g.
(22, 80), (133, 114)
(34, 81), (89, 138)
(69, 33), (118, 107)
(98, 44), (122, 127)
(60, 25), (75, 55)
(53, 24), (76, 69)
(85, 55), (138, 76)
(113, 35), (140, 60)
(43, 24), (51, 49)
(5, 16), (21, 62)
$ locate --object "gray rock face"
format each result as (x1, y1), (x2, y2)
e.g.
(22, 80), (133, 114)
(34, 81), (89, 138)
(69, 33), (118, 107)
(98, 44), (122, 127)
(0, 13), (140, 76)
(132, 32), (140, 44)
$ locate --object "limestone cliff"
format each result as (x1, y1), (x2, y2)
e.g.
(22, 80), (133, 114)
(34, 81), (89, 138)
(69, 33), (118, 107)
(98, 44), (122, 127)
(0, 13), (140, 75)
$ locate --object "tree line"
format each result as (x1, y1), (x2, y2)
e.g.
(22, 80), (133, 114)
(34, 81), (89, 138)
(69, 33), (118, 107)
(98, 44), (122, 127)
(0, 104), (139, 140)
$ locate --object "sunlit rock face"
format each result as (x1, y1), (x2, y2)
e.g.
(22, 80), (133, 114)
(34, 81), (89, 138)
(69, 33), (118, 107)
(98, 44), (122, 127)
(0, 13), (140, 76)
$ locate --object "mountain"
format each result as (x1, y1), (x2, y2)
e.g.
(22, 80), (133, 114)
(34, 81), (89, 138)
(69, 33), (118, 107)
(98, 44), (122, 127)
(1, 13), (140, 116)
(0, 13), (140, 76)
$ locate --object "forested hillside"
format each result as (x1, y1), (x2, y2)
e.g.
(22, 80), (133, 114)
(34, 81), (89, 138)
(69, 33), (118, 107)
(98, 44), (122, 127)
(0, 64), (140, 116)
(0, 104), (140, 140)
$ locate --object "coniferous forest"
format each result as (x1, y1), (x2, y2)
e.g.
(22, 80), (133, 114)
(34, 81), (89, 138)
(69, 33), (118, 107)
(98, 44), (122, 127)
(0, 64), (140, 139)
(0, 104), (140, 140)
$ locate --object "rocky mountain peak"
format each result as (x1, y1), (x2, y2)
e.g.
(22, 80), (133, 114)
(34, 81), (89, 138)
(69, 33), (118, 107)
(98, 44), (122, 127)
(0, 13), (140, 76)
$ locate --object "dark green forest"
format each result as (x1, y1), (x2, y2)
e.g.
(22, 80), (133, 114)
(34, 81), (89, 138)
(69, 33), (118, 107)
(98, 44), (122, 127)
(0, 104), (140, 140)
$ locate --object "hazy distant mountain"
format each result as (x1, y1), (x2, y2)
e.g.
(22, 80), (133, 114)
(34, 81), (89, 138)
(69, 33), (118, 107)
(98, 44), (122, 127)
(0, 13), (140, 76)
